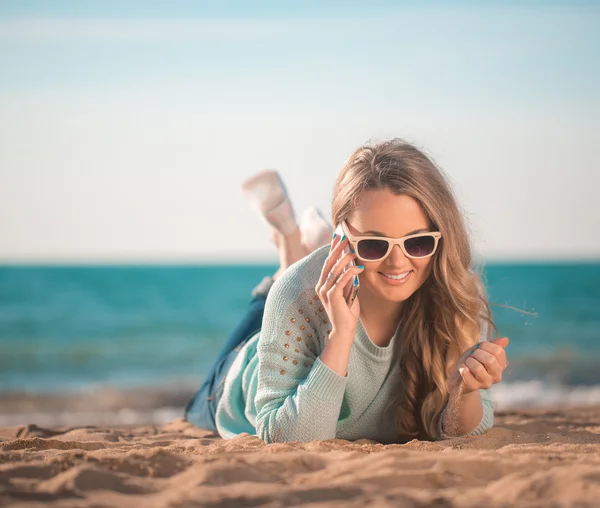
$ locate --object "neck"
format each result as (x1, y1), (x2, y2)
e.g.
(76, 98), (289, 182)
(358, 283), (403, 332)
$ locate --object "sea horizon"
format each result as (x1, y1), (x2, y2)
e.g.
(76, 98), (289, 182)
(1, 261), (599, 425)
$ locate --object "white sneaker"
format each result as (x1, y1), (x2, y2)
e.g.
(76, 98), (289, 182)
(241, 170), (297, 236)
(299, 206), (334, 252)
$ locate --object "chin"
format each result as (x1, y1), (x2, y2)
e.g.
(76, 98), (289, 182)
(365, 271), (428, 303)
(363, 278), (416, 303)
(377, 284), (417, 303)
(364, 270), (428, 303)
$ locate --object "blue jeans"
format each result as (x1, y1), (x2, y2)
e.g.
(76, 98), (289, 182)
(184, 294), (267, 431)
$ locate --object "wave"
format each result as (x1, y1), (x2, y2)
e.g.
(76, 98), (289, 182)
(0, 407), (184, 428)
(3, 381), (600, 428)
(491, 381), (600, 408)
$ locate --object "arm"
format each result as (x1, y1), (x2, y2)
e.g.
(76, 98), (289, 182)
(438, 387), (494, 439)
(254, 281), (349, 443)
(255, 234), (363, 443)
(438, 315), (505, 439)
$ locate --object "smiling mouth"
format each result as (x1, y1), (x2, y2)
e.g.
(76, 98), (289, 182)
(380, 271), (412, 280)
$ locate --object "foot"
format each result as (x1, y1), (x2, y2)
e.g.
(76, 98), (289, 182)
(299, 206), (334, 252)
(241, 170), (297, 236)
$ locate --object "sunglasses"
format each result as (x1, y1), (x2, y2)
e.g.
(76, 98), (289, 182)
(342, 221), (442, 261)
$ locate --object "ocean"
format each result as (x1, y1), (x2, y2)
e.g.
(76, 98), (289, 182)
(1, 262), (599, 424)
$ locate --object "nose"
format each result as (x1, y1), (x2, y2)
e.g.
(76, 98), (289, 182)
(386, 244), (408, 264)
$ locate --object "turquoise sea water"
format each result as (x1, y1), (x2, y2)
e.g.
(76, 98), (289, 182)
(1, 263), (599, 406)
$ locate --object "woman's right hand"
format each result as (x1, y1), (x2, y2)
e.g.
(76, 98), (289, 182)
(315, 234), (365, 339)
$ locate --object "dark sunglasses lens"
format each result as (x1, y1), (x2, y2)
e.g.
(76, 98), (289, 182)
(404, 236), (435, 258)
(357, 239), (389, 260)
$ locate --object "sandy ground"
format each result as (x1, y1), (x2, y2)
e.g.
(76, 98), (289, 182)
(1, 406), (600, 508)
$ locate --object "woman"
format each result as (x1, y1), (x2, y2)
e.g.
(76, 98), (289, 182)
(185, 138), (509, 443)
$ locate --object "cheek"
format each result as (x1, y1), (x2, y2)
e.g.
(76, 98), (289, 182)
(359, 262), (384, 287)
(414, 258), (432, 270)
(412, 258), (434, 280)
(361, 261), (384, 276)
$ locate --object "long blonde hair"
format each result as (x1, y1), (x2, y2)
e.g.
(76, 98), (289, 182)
(331, 139), (495, 441)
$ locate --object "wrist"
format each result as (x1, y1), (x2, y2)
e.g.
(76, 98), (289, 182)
(449, 368), (480, 395)
(321, 331), (354, 377)
(459, 386), (479, 397)
(329, 328), (356, 343)
(448, 369), (463, 393)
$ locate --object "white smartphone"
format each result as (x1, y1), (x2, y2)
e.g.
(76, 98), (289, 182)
(334, 224), (360, 307)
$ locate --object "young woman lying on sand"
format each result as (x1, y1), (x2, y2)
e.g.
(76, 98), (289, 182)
(185, 138), (509, 443)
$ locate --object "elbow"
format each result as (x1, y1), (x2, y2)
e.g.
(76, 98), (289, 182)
(470, 402), (494, 436)
(256, 412), (334, 443)
(257, 425), (274, 444)
(255, 409), (279, 444)
(482, 409), (494, 433)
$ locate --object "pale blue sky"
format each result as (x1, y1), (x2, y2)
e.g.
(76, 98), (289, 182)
(0, 1), (599, 262)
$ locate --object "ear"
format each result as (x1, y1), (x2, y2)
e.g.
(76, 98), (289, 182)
(490, 337), (509, 349)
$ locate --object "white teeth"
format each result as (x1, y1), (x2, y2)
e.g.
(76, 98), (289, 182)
(383, 271), (410, 280)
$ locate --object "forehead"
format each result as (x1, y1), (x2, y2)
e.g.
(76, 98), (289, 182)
(346, 188), (430, 237)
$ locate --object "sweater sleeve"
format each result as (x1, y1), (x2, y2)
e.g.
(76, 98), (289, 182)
(437, 301), (496, 440)
(254, 271), (348, 443)
(460, 285), (496, 437)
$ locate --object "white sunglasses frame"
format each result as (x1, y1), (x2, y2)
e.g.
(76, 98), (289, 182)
(342, 221), (442, 261)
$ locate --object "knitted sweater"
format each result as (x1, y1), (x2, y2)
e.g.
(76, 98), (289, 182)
(215, 245), (494, 443)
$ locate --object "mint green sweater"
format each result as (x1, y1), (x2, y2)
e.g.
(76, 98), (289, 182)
(215, 246), (494, 443)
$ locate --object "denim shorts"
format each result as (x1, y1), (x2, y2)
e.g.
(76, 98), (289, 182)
(184, 338), (250, 431)
(184, 294), (266, 431)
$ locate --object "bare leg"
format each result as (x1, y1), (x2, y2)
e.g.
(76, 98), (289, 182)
(271, 227), (309, 280)
(242, 171), (330, 281)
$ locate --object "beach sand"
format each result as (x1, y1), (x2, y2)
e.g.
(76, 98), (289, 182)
(1, 406), (600, 507)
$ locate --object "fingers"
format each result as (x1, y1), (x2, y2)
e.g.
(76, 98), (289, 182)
(458, 366), (479, 392)
(470, 348), (503, 383)
(330, 251), (357, 279)
(316, 235), (355, 298)
(464, 356), (494, 388)
(321, 252), (357, 296)
(478, 340), (508, 370)
(490, 337), (510, 349)
(326, 264), (364, 299)
(457, 337), (510, 392)
(316, 235), (345, 287)
(328, 234), (351, 267)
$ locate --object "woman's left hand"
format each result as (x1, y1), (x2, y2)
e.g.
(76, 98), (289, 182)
(449, 337), (509, 394)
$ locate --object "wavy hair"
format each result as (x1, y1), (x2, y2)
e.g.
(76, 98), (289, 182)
(331, 139), (496, 441)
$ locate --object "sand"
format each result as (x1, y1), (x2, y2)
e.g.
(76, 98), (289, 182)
(1, 406), (600, 507)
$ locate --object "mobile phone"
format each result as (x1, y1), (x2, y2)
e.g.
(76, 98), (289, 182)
(334, 224), (360, 307)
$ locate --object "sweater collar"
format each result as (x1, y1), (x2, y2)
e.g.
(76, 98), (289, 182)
(354, 318), (397, 362)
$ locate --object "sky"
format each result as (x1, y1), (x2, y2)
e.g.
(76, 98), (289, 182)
(0, 1), (599, 263)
